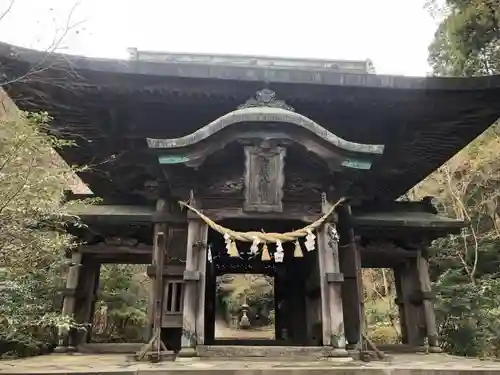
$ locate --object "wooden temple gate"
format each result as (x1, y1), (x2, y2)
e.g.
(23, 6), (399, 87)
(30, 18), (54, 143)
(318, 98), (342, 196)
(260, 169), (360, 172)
(55, 89), (462, 359)
(3, 41), (500, 363)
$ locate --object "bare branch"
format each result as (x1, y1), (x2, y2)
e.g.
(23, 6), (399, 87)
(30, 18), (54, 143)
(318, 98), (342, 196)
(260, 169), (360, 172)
(0, 1), (85, 87)
(0, 0), (14, 24)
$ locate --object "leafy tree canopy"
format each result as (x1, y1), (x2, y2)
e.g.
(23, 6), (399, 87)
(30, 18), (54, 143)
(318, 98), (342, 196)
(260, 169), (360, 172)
(0, 94), (91, 357)
(428, 0), (500, 76)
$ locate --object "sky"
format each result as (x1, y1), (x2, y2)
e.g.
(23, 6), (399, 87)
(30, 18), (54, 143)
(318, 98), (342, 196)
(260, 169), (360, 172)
(0, 0), (439, 76)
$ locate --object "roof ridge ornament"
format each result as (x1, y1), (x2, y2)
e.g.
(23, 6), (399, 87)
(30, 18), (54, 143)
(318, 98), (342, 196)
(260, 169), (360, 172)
(238, 89), (295, 112)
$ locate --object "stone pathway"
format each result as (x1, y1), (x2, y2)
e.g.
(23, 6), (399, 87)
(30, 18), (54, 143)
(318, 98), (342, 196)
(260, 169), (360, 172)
(214, 323), (274, 340)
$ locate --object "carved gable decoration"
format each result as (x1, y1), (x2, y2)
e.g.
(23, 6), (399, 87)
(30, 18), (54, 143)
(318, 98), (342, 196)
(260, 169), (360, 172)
(244, 145), (286, 212)
(238, 89), (295, 112)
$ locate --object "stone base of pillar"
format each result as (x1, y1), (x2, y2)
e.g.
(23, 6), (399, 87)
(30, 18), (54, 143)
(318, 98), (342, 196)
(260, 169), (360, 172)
(428, 346), (443, 353)
(53, 345), (76, 354)
(177, 347), (197, 358)
(53, 345), (68, 353)
(328, 348), (349, 357)
(345, 342), (360, 350)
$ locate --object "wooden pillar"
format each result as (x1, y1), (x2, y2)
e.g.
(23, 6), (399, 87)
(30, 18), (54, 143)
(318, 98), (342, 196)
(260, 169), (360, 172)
(195, 222), (208, 345)
(150, 199), (168, 358)
(87, 262), (101, 342)
(54, 249), (82, 353)
(394, 260), (426, 346)
(146, 273), (155, 341)
(137, 198), (170, 362)
(338, 203), (364, 349)
(393, 267), (408, 344)
(274, 266), (287, 342)
(179, 192), (208, 357)
(417, 249), (441, 352)
(73, 257), (100, 347)
(304, 251), (322, 345)
(316, 193), (347, 354)
(204, 262), (216, 344)
(290, 261), (307, 344)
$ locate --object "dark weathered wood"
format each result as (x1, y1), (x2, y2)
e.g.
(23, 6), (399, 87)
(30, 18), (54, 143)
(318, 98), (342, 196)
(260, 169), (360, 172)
(194, 204), (322, 222)
(316, 194), (346, 351)
(180, 192), (206, 356)
(81, 243), (150, 255)
(244, 145), (286, 212)
(394, 261), (425, 346)
(195, 223), (209, 345)
(139, 198), (170, 362)
(154, 129), (377, 171)
(55, 249), (82, 353)
(146, 264), (185, 277)
(73, 258), (100, 346)
(204, 264), (216, 345)
(7, 40), (500, 204)
(161, 277), (184, 329)
(152, 230), (167, 351)
(393, 267), (407, 344)
(416, 249), (440, 351)
(359, 242), (418, 268)
(68, 204), (186, 225)
(352, 211), (465, 229)
(180, 220), (198, 353)
(338, 203), (364, 349)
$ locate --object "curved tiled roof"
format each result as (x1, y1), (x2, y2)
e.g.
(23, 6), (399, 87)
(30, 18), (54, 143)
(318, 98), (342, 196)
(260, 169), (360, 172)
(1, 42), (499, 202)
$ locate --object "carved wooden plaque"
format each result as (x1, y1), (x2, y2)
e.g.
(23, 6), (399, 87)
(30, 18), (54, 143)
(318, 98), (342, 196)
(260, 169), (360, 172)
(244, 146), (285, 212)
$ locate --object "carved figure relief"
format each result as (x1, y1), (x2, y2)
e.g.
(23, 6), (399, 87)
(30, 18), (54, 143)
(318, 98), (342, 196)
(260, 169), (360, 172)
(244, 145), (285, 212)
(203, 176), (244, 196)
(284, 171), (324, 199)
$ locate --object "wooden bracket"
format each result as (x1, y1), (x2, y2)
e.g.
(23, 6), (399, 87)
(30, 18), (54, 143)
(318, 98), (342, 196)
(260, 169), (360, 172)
(58, 288), (77, 297)
(326, 272), (344, 283)
(183, 270), (200, 281)
(151, 211), (186, 224)
(146, 265), (157, 278)
(410, 290), (436, 304)
(421, 291), (436, 300)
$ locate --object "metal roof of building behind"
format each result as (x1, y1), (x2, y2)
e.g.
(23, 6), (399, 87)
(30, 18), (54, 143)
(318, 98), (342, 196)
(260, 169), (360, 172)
(127, 47), (375, 74)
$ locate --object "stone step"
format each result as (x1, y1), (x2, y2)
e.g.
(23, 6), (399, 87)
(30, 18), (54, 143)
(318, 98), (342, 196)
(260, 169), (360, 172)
(197, 345), (349, 359)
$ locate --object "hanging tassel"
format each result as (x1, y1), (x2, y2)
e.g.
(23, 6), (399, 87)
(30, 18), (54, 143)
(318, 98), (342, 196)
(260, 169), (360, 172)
(274, 240), (284, 263)
(293, 240), (303, 258)
(224, 232), (231, 254)
(261, 243), (271, 261)
(207, 244), (213, 263)
(228, 239), (240, 258)
(305, 229), (316, 251)
(250, 236), (260, 255)
(331, 225), (340, 244)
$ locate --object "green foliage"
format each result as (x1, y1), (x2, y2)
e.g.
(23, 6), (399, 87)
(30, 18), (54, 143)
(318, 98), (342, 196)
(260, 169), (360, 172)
(368, 326), (400, 345)
(417, 10), (500, 353)
(434, 271), (500, 356)
(413, 124), (500, 357)
(428, 0), (500, 76)
(0, 110), (87, 357)
(92, 265), (149, 343)
(363, 269), (401, 345)
(216, 274), (274, 324)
